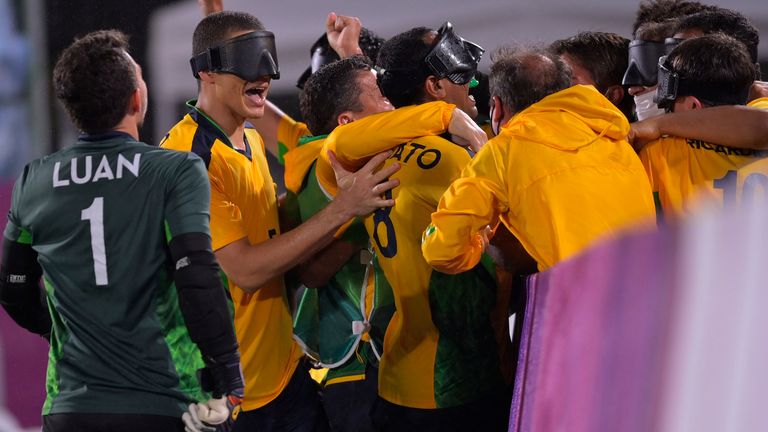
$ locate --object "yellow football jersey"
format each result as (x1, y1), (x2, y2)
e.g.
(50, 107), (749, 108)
(318, 103), (508, 409)
(283, 135), (325, 195)
(276, 114), (311, 166)
(731, 158), (768, 206)
(640, 136), (768, 215)
(747, 97), (768, 109)
(639, 98), (768, 215)
(162, 105), (303, 411)
(316, 101), (456, 197)
(423, 85), (656, 272)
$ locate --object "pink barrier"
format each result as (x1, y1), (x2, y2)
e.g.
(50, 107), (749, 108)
(510, 228), (677, 432)
(0, 180), (47, 428)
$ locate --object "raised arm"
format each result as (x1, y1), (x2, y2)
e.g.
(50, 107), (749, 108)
(248, 101), (310, 162)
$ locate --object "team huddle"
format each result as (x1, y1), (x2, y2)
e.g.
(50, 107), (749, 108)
(1, 0), (766, 431)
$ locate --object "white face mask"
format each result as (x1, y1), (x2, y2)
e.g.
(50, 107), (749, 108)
(634, 89), (665, 121)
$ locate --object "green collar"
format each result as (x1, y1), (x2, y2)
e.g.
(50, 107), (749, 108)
(186, 99), (233, 147)
(297, 134), (328, 147)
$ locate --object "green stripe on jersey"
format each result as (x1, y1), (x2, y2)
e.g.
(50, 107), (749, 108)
(42, 278), (65, 415)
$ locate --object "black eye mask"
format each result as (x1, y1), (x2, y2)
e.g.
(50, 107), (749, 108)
(622, 39), (667, 87)
(190, 31), (280, 82)
(424, 21), (484, 85)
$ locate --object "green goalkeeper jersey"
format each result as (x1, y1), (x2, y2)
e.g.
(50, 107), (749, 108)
(3, 132), (211, 417)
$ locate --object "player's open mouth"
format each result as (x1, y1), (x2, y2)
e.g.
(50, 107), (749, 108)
(244, 85), (267, 106)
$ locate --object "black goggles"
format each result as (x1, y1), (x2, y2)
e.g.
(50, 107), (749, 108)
(622, 39), (667, 87)
(190, 31), (280, 82)
(655, 55), (750, 110)
(424, 22), (484, 85)
(296, 34), (340, 89)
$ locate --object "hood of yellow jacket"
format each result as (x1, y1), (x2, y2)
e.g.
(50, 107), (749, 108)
(499, 85), (629, 151)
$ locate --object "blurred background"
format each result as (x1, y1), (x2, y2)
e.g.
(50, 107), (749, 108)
(0, 0), (767, 430)
(0, 0), (766, 181)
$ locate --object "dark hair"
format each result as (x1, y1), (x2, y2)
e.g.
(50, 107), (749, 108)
(632, 0), (716, 38)
(635, 19), (681, 42)
(296, 28), (385, 89)
(359, 28), (386, 62)
(551, 32), (633, 118)
(490, 45), (572, 115)
(550, 32), (629, 92)
(666, 33), (755, 106)
(300, 56), (373, 135)
(675, 9), (760, 64)
(376, 27), (433, 108)
(53, 30), (137, 134)
(192, 11), (264, 55)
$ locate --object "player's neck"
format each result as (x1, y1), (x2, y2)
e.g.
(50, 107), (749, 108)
(195, 93), (247, 150)
(111, 118), (140, 141)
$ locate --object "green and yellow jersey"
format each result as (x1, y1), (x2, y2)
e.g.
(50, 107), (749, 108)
(162, 104), (303, 411)
(288, 135), (395, 387)
(639, 98), (768, 217)
(319, 102), (508, 409)
(276, 113), (311, 168)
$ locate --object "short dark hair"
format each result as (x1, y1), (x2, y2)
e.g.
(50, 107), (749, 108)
(192, 11), (264, 55)
(666, 33), (755, 106)
(675, 9), (760, 64)
(550, 32), (629, 92)
(490, 45), (572, 115)
(635, 19), (681, 42)
(300, 56), (373, 136)
(53, 30), (137, 134)
(359, 28), (386, 63)
(376, 27), (433, 108)
(632, 0), (716, 38)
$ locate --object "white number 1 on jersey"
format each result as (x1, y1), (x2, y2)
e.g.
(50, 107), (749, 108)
(81, 197), (108, 285)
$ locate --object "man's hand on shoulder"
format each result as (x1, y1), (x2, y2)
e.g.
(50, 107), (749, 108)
(328, 150), (400, 219)
(628, 117), (661, 153)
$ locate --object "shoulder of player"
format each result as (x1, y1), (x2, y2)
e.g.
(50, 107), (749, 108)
(390, 135), (471, 169)
(410, 135), (471, 157)
(656, 135), (766, 158)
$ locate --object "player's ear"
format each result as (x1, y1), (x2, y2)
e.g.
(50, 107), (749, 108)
(424, 76), (446, 99)
(198, 70), (216, 84)
(128, 88), (142, 115)
(679, 95), (703, 110)
(337, 111), (354, 126)
(604, 85), (625, 107)
(491, 96), (505, 123)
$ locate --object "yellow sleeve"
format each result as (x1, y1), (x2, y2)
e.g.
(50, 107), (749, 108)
(638, 143), (659, 193)
(747, 97), (768, 110)
(277, 115), (311, 165)
(208, 166), (248, 251)
(316, 101), (456, 195)
(422, 141), (508, 274)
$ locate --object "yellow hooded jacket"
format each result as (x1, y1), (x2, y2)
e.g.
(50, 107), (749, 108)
(422, 85), (656, 272)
